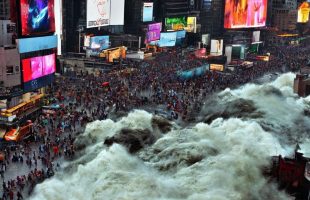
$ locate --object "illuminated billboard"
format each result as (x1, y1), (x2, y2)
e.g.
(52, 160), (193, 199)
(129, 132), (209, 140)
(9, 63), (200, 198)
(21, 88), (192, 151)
(210, 39), (223, 56)
(84, 35), (91, 47)
(158, 32), (177, 47)
(146, 23), (161, 43)
(90, 36), (110, 50)
(55, 0), (62, 55)
(17, 35), (57, 53)
(165, 17), (187, 30)
(22, 53), (56, 91)
(87, 0), (110, 28)
(224, 0), (268, 29)
(20, 0), (55, 37)
(110, 0), (125, 25)
(252, 31), (260, 42)
(298, 2), (310, 23)
(201, 34), (210, 45)
(176, 30), (186, 45)
(143, 2), (153, 22)
(185, 17), (197, 33)
(210, 64), (224, 72)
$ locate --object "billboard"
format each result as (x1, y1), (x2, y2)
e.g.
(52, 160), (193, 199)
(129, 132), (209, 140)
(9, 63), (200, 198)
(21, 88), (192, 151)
(210, 64), (224, 72)
(90, 36), (110, 50)
(20, 0), (56, 36)
(84, 35), (91, 47)
(87, 0), (110, 28)
(158, 32), (177, 47)
(22, 53), (56, 82)
(210, 39), (223, 56)
(110, 0), (125, 25)
(185, 17), (197, 33)
(143, 2), (153, 22)
(17, 35), (57, 53)
(146, 23), (161, 43)
(165, 17), (187, 30)
(252, 31), (260, 42)
(55, 0), (63, 55)
(224, 0), (268, 29)
(176, 30), (186, 45)
(225, 46), (232, 64)
(201, 34), (210, 45)
(298, 2), (310, 23)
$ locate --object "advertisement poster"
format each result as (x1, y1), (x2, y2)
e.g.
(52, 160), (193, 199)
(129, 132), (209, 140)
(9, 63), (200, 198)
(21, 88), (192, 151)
(210, 64), (224, 72)
(20, 0), (55, 36)
(147, 23), (161, 42)
(158, 32), (177, 47)
(90, 36), (110, 50)
(22, 53), (56, 83)
(143, 2), (153, 22)
(87, 0), (110, 28)
(210, 39), (223, 56)
(224, 0), (268, 28)
(252, 31), (260, 42)
(298, 2), (310, 23)
(186, 17), (197, 33)
(165, 17), (187, 30)
(201, 34), (210, 45)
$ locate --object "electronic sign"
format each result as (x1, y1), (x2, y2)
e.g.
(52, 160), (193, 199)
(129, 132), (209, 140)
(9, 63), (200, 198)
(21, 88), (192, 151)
(143, 2), (153, 22)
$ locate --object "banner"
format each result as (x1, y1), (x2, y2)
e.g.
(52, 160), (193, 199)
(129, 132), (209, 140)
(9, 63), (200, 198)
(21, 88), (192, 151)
(158, 32), (177, 47)
(146, 23), (161, 43)
(87, 0), (110, 28)
(143, 2), (153, 22)
(210, 39), (223, 56)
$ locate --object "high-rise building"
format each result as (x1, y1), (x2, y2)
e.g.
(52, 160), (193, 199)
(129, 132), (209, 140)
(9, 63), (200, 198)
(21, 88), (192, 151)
(200, 0), (224, 37)
(0, 0), (10, 20)
(272, 0), (298, 32)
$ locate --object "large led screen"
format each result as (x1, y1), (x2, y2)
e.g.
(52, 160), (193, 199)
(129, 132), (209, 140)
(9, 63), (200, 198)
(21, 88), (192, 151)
(143, 2), (153, 22)
(165, 17), (187, 30)
(22, 53), (56, 82)
(20, 0), (55, 36)
(158, 32), (177, 47)
(224, 0), (268, 29)
(298, 2), (310, 23)
(90, 36), (110, 50)
(87, 0), (110, 28)
(17, 35), (57, 53)
(146, 23), (161, 43)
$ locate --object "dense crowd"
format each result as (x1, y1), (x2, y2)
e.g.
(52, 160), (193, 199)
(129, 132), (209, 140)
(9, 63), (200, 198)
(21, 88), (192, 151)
(0, 41), (310, 199)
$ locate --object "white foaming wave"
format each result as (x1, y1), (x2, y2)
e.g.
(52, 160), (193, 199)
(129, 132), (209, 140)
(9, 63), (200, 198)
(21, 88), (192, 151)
(30, 115), (289, 200)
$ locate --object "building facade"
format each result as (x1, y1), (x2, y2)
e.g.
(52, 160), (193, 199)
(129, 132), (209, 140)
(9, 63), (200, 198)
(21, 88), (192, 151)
(0, 0), (10, 20)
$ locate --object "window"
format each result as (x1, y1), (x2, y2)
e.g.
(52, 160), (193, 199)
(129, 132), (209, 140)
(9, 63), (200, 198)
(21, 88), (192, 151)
(6, 66), (13, 75)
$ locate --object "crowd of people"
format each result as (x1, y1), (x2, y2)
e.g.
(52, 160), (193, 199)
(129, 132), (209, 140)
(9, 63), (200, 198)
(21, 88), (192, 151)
(0, 41), (310, 199)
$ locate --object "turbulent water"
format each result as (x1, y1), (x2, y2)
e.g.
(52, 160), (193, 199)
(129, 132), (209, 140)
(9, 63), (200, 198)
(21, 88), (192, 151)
(30, 73), (310, 200)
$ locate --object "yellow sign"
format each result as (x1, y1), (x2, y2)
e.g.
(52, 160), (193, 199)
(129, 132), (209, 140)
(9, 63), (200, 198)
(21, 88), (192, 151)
(210, 64), (224, 72)
(298, 2), (310, 23)
(185, 17), (197, 33)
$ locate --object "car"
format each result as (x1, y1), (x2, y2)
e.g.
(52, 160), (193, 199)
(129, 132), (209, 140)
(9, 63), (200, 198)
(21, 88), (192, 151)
(4, 120), (33, 142)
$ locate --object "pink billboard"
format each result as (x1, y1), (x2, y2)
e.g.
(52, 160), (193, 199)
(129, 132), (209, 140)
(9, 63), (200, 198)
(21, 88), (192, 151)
(147, 23), (161, 43)
(22, 53), (56, 82)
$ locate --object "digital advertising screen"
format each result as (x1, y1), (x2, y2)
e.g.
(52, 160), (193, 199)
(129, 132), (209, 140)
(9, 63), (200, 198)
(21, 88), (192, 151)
(22, 53), (56, 82)
(210, 64), (224, 72)
(252, 30), (260, 42)
(202, 34), (210, 45)
(176, 30), (186, 45)
(185, 17), (197, 33)
(224, 0), (268, 29)
(298, 2), (310, 23)
(143, 2), (153, 22)
(158, 32), (177, 47)
(225, 46), (232, 64)
(165, 17), (187, 30)
(146, 23), (161, 43)
(84, 35), (91, 47)
(20, 0), (56, 37)
(90, 36), (110, 50)
(17, 35), (57, 53)
(210, 39), (223, 56)
(110, 0), (125, 25)
(87, 0), (110, 28)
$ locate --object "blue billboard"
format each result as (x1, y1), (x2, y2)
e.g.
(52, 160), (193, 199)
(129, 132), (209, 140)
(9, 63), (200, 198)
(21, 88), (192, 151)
(158, 32), (177, 47)
(17, 35), (57, 53)
(90, 36), (110, 50)
(143, 2), (153, 22)
(176, 30), (186, 45)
